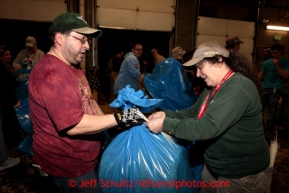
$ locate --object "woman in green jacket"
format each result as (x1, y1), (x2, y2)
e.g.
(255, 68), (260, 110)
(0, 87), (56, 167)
(147, 41), (271, 193)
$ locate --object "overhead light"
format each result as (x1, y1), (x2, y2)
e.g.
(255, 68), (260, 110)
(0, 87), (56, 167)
(266, 25), (289, 31)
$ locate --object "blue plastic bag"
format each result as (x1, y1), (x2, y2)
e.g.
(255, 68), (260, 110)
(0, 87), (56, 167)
(144, 58), (198, 111)
(14, 98), (33, 156)
(14, 98), (32, 134)
(16, 81), (29, 101)
(16, 133), (33, 156)
(101, 87), (195, 193)
(144, 59), (204, 193)
(110, 85), (163, 112)
(99, 124), (195, 193)
(16, 70), (30, 100)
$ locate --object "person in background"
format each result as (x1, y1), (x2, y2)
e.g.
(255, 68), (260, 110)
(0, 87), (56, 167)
(114, 42), (144, 95)
(140, 60), (149, 74)
(111, 49), (124, 77)
(276, 78), (289, 130)
(0, 58), (21, 171)
(0, 108), (21, 171)
(151, 48), (164, 66)
(28, 12), (144, 193)
(225, 35), (244, 52)
(0, 48), (24, 148)
(147, 41), (271, 193)
(0, 40), (6, 53)
(0, 47), (29, 82)
(171, 46), (186, 63)
(182, 48), (207, 96)
(107, 49), (124, 101)
(13, 36), (44, 70)
(258, 44), (289, 139)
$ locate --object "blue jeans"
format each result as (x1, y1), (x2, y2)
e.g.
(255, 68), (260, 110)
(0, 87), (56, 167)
(260, 88), (281, 132)
(0, 107), (8, 165)
(47, 169), (101, 193)
(276, 83), (289, 128)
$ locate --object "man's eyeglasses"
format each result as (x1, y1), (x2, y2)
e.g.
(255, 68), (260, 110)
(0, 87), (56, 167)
(69, 34), (92, 45)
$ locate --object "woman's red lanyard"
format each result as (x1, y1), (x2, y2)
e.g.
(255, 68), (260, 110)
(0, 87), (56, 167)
(197, 69), (234, 120)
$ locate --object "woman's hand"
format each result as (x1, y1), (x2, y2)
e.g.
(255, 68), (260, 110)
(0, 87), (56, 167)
(146, 111), (166, 134)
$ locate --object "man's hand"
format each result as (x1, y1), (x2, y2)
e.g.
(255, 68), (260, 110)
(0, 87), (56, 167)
(14, 64), (21, 71)
(273, 58), (279, 66)
(272, 58), (289, 79)
(114, 107), (145, 128)
(13, 101), (21, 108)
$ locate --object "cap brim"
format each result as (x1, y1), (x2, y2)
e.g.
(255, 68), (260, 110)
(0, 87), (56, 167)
(239, 40), (244, 44)
(73, 27), (102, 38)
(182, 65), (196, 72)
(182, 57), (203, 67)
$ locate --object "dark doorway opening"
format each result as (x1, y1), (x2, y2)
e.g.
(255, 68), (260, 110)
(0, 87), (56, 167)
(0, 19), (51, 60)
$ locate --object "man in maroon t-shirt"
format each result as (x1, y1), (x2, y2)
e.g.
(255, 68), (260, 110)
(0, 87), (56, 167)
(28, 12), (144, 193)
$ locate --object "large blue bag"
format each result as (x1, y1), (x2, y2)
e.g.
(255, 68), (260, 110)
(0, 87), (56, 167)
(144, 58), (198, 111)
(99, 124), (195, 193)
(100, 88), (195, 193)
(144, 60), (204, 193)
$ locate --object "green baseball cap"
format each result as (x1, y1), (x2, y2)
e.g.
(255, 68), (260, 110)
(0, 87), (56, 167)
(49, 12), (102, 38)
